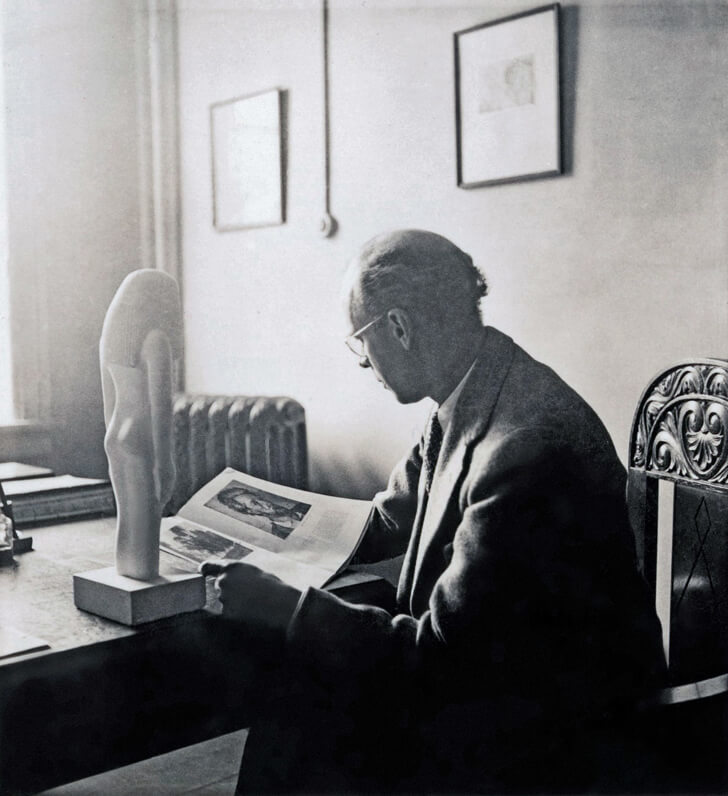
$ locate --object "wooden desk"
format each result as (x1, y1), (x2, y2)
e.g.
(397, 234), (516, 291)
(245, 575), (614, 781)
(0, 518), (260, 796)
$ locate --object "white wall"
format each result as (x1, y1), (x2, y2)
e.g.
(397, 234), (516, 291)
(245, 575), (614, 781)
(177, 0), (728, 498)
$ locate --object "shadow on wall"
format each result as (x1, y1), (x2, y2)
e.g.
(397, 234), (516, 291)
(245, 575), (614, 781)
(312, 450), (388, 501)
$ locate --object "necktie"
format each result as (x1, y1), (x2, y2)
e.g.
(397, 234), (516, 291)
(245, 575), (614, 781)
(422, 411), (443, 494)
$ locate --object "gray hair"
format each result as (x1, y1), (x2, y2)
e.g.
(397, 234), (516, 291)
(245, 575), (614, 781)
(354, 230), (488, 327)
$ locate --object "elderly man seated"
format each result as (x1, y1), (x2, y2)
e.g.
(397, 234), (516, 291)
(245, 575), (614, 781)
(203, 230), (665, 794)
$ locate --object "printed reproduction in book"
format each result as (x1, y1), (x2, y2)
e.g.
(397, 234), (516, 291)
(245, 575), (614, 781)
(160, 467), (373, 591)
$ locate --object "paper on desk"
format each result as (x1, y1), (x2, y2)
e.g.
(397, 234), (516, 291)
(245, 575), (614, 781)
(0, 625), (50, 659)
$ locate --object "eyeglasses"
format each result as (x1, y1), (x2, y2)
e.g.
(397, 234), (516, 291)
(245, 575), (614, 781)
(344, 312), (387, 358)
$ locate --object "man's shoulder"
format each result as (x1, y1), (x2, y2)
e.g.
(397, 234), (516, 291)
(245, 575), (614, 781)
(458, 329), (621, 475)
(489, 333), (607, 434)
(461, 330), (592, 429)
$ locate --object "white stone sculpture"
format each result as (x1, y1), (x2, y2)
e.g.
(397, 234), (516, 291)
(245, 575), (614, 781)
(100, 269), (182, 581)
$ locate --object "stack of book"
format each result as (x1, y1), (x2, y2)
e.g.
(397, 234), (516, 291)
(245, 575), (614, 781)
(1, 469), (116, 528)
(0, 462), (54, 482)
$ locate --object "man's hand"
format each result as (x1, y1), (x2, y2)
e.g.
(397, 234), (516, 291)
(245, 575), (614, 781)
(199, 560), (301, 639)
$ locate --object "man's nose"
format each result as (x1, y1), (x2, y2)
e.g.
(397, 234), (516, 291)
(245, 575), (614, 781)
(358, 356), (371, 369)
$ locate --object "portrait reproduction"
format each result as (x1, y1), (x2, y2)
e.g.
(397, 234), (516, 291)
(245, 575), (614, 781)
(205, 480), (310, 540)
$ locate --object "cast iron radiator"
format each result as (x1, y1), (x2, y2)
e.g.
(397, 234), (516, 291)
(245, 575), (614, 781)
(165, 394), (308, 515)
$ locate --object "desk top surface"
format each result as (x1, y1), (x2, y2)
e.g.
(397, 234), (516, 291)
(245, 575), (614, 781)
(0, 519), (256, 793)
(1, 518), (216, 662)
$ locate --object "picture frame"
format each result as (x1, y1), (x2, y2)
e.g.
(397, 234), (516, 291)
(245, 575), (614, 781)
(210, 88), (285, 231)
(454, 4), (561, 189)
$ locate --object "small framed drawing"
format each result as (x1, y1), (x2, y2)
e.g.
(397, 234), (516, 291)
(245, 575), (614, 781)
(210, 88), (285, 231)
(454, 4), (561, 188)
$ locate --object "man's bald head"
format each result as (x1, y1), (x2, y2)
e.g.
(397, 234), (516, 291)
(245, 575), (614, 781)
(347, 229), (488, 332)
(343, 230), (490, 404)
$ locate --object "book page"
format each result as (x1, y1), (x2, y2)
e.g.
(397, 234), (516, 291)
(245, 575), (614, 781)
(160, 517), (334, 590)
(165, 468), (372, 588)
(160, 517), (256, 566)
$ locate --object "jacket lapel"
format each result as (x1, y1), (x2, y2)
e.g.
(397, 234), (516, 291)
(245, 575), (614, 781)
(396, 444), (430, 610)
(409, 327), (516, 612)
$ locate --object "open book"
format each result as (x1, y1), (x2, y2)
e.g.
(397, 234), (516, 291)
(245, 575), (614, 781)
(160, 468), (373, 591)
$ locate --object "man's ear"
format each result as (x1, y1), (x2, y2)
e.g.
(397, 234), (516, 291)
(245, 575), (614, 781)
(386, 308), (412, 351)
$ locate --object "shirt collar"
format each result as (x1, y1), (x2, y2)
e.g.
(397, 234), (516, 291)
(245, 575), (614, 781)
(436, 359), (477, 436)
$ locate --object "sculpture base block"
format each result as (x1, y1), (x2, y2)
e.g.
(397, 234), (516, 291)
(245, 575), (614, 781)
(73, 566), (206, 626)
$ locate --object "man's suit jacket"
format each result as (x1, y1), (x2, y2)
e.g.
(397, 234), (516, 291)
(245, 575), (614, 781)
(282, 326), (665, 788)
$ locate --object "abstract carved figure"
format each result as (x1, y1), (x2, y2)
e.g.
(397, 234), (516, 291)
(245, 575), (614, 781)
(100, 270), (183, 580)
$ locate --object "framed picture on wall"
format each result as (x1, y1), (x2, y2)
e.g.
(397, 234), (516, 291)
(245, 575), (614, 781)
(454, 4), (561, 188)
(210, 88), (285, 231)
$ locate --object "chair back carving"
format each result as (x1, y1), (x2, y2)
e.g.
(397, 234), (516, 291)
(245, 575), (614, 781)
(628, 359), (728, 687)
(631, 361), (728, 484)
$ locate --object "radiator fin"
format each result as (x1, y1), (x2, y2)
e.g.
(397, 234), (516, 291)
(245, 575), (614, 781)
(165, 394), (307, 515)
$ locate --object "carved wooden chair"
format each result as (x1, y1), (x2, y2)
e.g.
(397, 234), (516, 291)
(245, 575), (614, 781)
(627, 359), (728, 791)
